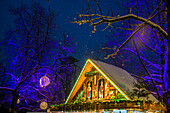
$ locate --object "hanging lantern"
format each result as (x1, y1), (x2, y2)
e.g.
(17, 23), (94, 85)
(40, 101), (48, 110)
(40, 75), (50, 87)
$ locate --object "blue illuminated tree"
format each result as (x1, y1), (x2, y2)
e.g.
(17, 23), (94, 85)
(71, 0), (169, 111)
(0, 1), (77, 112)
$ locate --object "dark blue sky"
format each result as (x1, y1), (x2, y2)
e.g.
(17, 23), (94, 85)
(0, 0), (121, 68)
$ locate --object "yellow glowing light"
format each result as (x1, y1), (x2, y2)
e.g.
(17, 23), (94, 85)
(110, 91), (113, 94)
(65, 59), (130, 104)
(65, 60), (89, 103)
(40, 101), (48, 110)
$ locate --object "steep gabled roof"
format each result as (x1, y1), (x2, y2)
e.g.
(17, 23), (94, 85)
(91, 59), (136, 92)
(65, 59), (158, 103)
(91, 59), (158, 102)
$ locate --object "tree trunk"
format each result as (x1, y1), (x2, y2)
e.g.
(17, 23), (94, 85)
(11, 91), (19, 113)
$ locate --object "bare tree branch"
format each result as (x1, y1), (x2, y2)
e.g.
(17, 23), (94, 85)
(104, 23), (146, 59)
(0, 87), (14, 91)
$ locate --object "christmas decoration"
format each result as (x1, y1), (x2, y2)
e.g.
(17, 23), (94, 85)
(40, 101), (48, 110)
(40, 75), (50, 87)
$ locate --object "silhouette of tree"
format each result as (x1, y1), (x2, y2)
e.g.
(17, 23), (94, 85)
(0, 2), (77, 112)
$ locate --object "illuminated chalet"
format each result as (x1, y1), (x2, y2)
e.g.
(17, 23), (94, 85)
(66, 59), (157, 103)
(51, 59), (166, 113)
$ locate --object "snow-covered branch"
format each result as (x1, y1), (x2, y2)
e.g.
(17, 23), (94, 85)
(73, 13), (167, 38)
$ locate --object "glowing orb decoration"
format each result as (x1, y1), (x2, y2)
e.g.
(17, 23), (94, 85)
(40, 75), (50, 87)
(40, 101), (48, 110)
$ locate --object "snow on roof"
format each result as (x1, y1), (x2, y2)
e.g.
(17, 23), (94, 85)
(91, 59), (158, 102)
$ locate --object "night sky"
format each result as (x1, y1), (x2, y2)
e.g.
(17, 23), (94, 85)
(0, 0), (121, 68)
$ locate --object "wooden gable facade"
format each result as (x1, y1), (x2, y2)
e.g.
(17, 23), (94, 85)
(65, 59), (131, 104)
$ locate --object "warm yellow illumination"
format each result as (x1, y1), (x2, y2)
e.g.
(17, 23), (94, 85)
(65, 59), (130, 104)
(65, 60), (89, 103)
